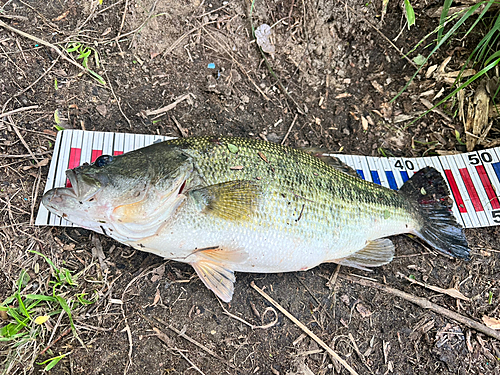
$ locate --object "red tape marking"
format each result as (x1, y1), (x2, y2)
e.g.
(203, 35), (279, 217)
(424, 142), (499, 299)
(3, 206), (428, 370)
(66, 148), (81, 187)
(113, 151), (123, 156)
(91, 149), (103, 162)
(459, 168), (483, 212)
(444, 169), (467, 213)
(476, 165), (500, 210)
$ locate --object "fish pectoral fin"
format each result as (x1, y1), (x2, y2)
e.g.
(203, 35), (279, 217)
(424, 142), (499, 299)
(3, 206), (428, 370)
(189, 180), (261, 222)
(332, 238), (395, 270)
(191, 260), (236, 302)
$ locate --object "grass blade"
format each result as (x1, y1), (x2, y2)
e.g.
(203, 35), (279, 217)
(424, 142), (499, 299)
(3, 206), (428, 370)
(438, 0), (453, 43)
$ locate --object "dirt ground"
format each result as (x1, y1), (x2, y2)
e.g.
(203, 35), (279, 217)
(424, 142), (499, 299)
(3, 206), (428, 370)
(1, 0), (499, 374)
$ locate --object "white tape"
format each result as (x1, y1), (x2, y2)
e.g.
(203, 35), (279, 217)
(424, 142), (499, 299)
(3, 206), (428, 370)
(36, 130), (500, 229)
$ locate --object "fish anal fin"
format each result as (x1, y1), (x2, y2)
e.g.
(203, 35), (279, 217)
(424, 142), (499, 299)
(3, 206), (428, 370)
(331, 238), (395, 270)
(190, 180), (261, 222)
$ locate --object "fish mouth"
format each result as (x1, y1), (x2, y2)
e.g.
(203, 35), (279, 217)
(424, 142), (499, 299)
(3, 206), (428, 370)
(65, 169), (102, 201)
(65, 169), (79, 197)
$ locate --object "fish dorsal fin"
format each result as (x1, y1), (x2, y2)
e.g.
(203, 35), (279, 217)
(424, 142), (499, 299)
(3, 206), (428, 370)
(189, 246), (248, 302)
(331, 238), (395, 270)
(190, 180), (261, 221)
(325, 156), (361, 178)
(301, 147), (360, 178)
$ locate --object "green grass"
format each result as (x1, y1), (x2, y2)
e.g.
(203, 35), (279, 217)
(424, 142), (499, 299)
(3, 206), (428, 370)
(65, 42), (106, 85)
(394, 0), (500, 124)
(0, 251), (97, 374)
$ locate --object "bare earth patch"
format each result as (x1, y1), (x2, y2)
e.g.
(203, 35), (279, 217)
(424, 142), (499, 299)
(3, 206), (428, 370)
(0, 0), (499, 374)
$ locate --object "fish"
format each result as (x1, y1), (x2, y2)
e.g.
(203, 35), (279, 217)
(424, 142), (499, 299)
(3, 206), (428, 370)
(42, 136), (470, 302)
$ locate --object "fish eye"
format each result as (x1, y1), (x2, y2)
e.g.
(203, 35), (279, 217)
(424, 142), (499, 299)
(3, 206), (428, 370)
(94, 155), (113, 167)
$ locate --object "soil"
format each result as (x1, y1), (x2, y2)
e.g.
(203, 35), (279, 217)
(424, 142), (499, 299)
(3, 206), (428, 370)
(0, 0), (499, 374)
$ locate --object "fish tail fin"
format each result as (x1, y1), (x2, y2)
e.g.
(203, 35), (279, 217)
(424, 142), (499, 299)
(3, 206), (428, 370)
(399, 167), (470, 260)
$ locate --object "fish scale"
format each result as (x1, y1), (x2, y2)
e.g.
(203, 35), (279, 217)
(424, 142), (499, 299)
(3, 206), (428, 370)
(41, 135), (470, 302)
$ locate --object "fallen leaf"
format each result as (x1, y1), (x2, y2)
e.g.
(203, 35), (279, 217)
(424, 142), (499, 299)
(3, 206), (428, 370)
(52, 10), (69, 22)
(356, 303), (373, 318)
(255, 24), (275, 55)
(22, 158), (51, 170)
(63, 243), (75, 251)
(258, 151), (269, 163)
(153, 288), (161, 305)
(361, 116), (369, 131)
(398, 272), (470, 301)
(35, 315), (50, 325)
(96, 104), (107, 117)
(335, 93), (351, 99)
(479, 249), (491, 257)
(371, 80), (384, 94)
(43, 129), (57, 136)
(482, 316), (500, 330)
(101, 27), (112, 37)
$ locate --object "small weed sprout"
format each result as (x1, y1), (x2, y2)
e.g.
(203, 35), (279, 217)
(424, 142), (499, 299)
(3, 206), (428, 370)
(65, 42), (106, 85)
(0, 251), (97, 374)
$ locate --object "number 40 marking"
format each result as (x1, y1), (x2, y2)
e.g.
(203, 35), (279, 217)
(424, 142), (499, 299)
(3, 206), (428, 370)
(394, 160), (415, 170)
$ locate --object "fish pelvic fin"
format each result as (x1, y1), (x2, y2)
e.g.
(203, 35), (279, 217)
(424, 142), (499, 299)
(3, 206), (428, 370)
(190, 180), (261, 222)
(399, 167), (470, 260)
(189, 246), (248, 302)
(330, 238), (395, 270)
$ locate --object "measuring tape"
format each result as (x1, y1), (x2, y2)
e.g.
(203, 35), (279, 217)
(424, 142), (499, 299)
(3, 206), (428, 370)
(36, 130), (500, 229)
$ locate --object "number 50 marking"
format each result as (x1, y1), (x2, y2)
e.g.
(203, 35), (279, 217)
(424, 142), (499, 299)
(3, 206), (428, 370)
(468, 152), (493, 165)
(493, 210), (500, 223)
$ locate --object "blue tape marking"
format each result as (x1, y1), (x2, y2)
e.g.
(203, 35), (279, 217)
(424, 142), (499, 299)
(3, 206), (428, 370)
(385, 171), (398, 190)
(400, 171), (409, 183)
(493, 162), (500, 183)
(356, 169), (365, 180)
(371, 171), (381, 185)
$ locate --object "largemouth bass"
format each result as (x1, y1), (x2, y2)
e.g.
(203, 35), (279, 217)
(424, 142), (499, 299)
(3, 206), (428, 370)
(42, 136), (470, 301)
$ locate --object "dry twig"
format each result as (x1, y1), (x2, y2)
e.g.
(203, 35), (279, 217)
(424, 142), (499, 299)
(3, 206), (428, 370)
(218, 299), (278, 330)
(340, 273), (500, 341)
(0, 105), (38, 119)
(0, 20), (90, 77)
(281, 114), (299, 145)
(251, 281), (359, 375)
(151, 316), (235, 367)
(145, 93), (194, 117)
(11, 122), (39, 163)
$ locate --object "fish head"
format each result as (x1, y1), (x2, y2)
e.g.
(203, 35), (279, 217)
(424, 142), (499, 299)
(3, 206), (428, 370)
(42, 146), (192, 240)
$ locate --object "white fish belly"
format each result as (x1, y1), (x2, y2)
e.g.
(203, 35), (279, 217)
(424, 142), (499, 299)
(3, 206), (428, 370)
(132, 209), (413, 273)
